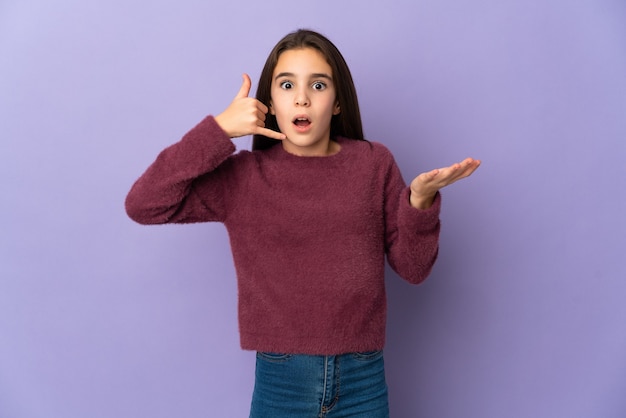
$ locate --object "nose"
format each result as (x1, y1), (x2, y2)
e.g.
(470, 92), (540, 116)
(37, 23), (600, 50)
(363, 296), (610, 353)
(295, 89), (309, 106)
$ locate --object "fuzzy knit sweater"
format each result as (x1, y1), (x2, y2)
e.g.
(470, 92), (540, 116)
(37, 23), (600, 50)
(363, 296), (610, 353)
(125, 116), (441, 355)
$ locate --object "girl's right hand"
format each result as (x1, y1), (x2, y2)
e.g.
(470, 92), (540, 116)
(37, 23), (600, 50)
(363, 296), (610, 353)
(215, 74), (286, 140)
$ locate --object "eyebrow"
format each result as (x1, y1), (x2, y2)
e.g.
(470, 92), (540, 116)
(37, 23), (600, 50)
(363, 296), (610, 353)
(274, 72), (333, 81)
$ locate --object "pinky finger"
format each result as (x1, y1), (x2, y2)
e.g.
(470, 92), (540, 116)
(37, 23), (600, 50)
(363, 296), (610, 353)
(425, 168), (441, 179)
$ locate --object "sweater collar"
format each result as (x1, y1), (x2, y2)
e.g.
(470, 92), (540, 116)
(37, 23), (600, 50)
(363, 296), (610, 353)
(264, 137), (353, 167)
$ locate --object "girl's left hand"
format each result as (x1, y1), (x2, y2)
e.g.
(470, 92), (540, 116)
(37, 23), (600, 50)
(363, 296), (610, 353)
(409, 157), (481, 209)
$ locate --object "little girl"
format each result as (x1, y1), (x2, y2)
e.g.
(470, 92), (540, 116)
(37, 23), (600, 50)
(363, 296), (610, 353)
(126, 29), (479, 418)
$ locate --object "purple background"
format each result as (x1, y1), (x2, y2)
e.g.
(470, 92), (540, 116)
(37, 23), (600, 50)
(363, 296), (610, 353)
(1, 0), (625, 417)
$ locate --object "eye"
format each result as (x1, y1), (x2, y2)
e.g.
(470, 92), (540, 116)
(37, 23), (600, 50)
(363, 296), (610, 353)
(279, 81), (293, 90)
(312, 82), (327, 91)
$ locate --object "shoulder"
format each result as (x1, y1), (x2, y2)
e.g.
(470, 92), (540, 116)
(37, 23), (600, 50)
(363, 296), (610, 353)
(369, 140), (395, 159)
(339, 137), (397, 164)
(222, 146), (282, 174)
(225, 147), (266, 164)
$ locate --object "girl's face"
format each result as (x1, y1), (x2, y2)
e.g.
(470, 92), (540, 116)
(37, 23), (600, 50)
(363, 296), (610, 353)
(270, 47), (341, 156)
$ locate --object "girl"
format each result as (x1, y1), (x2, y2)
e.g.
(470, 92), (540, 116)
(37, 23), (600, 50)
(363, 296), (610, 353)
(126, 29), (480, 418)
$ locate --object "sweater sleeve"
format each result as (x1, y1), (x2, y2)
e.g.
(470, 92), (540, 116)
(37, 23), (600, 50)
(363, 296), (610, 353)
(384, 155), (441, 285)
(125, 116), (237, 225)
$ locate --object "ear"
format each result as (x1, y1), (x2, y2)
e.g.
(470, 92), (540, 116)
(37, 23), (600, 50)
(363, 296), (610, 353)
(333, 101), (341, 115)
(269, 101), (275, 115)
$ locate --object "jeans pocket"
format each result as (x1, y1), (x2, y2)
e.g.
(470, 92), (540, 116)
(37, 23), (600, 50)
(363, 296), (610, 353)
(256, 352), (292, 363)
(351, 350), (383, 361)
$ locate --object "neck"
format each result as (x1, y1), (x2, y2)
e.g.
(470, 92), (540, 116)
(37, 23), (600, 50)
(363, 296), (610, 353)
(282, 138), (341, 157)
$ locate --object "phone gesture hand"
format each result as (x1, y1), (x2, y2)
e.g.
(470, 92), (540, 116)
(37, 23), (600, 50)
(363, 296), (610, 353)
(215, 74), (285, 140)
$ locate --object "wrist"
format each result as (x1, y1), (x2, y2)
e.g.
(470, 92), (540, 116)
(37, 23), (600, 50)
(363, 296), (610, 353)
(409, 190), (436, 210)
(214, 114), (232, 137)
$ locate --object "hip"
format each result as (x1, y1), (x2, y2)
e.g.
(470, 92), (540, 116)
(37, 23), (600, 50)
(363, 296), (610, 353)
(250, 351), (389, 418)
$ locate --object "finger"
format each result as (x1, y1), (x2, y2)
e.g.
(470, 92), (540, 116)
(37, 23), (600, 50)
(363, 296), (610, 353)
(256, 102), (267, 120)
(456, 158), (481, 177)
(459, 163), (480, 179)
(417, 169), (440, 184)
(438, 160), (479, 184)
(256, 100), (269, 115)
(460, 158), (481, 170)
(256, 127), (286, 141)
(439, 159), (475, 178)
(235, 73), (252, 99)
(427, 168), (441, 178)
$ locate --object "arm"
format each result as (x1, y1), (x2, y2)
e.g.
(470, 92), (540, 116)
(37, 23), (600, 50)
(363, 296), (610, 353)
(386, 156), (481, 284)
(124, 116), (237, 224)
(125, 74), (285, 225)
(385, 160), (442, 284)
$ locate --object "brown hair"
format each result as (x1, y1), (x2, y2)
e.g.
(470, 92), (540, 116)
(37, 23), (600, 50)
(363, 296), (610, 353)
(252, 29), (365, 150)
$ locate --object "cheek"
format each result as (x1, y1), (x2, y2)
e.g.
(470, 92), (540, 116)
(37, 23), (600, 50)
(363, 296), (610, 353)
(270, 101), (290, 129)
(324, 97), (340, 116)
(269, 94), (287, 116)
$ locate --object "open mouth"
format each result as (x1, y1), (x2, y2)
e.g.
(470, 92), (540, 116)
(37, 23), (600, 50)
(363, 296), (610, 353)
(293, 116), (311, 128)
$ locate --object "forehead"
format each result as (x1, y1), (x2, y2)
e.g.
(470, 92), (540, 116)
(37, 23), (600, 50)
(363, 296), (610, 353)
(273, 48), (332, 76)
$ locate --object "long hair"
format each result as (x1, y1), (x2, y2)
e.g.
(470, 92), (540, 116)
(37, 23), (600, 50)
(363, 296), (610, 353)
(252, 29), (365, 151)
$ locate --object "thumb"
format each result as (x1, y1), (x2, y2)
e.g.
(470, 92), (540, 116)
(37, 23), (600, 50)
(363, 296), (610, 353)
(234, 73), (252, 99)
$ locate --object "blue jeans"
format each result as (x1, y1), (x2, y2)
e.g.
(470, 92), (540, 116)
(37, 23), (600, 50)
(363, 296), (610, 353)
(249, 351), (389, 418)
